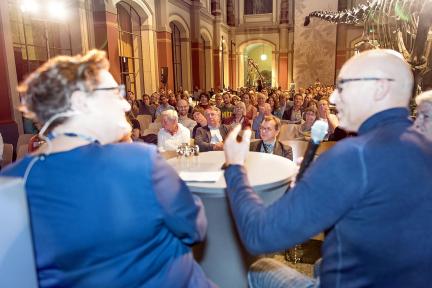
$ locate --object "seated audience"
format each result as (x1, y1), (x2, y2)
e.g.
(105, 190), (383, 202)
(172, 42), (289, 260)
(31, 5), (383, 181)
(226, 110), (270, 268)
(192, 109), (208, 139)
(249, 115), (293, 160)
(414, 90), (432, 140)
(195, 106), (230, 152)
(196, 92), (210, 110)
(126, 91), (141, 117)
(0, 50), (214, 288)
(221, 93), (234, 125)
(214, 93), (223, 109)
(292, 106), (318, 140)
(177, 99), (197, 135)
(274, 93), (287, 119)
(318, 98), (339, 137)
(231, 95), (241, 106)
(282, 93), (303, 123)
(158, 110), (190, 152)
(231, 101), (251, 130)
(252, 103), (272, 139)
(242, 93), (257, 122)
(139, 93), (156, 120)
(155, 94), (175, 117)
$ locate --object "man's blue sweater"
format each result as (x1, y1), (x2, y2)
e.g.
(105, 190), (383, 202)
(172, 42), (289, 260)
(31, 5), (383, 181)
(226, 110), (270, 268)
(225, 108), (432, 287)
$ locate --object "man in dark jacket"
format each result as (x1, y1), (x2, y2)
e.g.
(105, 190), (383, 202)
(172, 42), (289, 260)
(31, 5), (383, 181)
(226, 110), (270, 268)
(195, 106), (230, 152)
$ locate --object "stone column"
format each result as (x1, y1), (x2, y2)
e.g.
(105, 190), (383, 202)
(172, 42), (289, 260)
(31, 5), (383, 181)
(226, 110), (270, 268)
(191, 0), (203, 89)
(0, 0), (22, 139)
(228, 33), (236, 89)
(278, 0), (290, 89)
(227, 0), (235, 26)
(155, 0), (173, 90)
(212, 0), (222, 89)
(93, 0), (121, 83)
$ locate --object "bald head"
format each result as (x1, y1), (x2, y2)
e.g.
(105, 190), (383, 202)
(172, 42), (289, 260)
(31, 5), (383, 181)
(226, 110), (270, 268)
(340, 49), (413, 105)
(332, 49), (414, 132)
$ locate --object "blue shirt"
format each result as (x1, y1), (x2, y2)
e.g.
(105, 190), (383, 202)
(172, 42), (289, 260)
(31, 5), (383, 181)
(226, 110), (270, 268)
(1, 143), (214, 288)
(224, 108), (432, 288)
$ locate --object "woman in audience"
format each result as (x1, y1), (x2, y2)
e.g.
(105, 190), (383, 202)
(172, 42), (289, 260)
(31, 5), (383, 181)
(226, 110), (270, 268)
(318, 98), (339, 135)
(150, 92), (159, 108)
(283, 93), (304, 123)
(292, 106), (318, 140)
(0, 50), (214, 288)
(168, 91), (177, 107)
(231, 101), (251, 130)
(242, 93), (257, 122)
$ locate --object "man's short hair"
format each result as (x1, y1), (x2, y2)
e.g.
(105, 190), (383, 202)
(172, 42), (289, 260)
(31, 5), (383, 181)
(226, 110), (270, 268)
(161, 109), (178, 121)
(262, 115), (281, 131)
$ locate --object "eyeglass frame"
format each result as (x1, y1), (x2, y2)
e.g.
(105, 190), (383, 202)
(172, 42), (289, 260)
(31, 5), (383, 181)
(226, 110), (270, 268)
(92, 84), (126, 98)
(336, 77), (395, 94)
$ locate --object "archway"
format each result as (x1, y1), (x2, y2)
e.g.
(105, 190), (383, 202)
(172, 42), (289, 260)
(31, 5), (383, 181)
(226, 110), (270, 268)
(238, 40), (277, 88)
(169, 15), (191, 91)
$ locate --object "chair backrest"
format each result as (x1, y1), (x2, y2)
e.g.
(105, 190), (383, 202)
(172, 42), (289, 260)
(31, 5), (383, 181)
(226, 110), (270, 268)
(136, 115), (152, 133)
(278, 124), (298, 141)
(0, 177), (38, 288)
(280, 140), (308, 162)
(315, 141), (336, 157)
(16, 144), (29, 160)
(2, 144), (13, 167)
(17, 134), (34, 148)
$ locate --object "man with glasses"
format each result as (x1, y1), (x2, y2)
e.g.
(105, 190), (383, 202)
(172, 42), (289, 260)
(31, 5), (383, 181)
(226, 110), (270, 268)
(222, 49), (432, 287)
(249, 115), (293, 160)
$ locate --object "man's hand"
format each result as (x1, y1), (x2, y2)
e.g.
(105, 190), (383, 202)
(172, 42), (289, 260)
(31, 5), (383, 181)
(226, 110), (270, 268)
(213, 142), (224, 151)
(223, 125), (252, 166)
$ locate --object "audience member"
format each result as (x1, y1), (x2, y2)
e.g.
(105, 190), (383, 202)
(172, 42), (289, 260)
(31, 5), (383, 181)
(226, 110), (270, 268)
(221, 93), (234, 125)
(222, 49), (432, 288)
(177, 99), (197, 135)
(252, 103), (272, 139)
(158, 110), (190, 152)
(231, 101), (251, 130)
(195, 106), (229, 152)
(414, 90), (432, 140)
(0, 50), (214, 288)
(318, 98), (339, 136)
(249, 115), (293, 160)
(197, 92), (211, 110)
(292, 106), (318, 140)
(282, 93), (303, 123)
(139, 93), (156, 120)
(214, 93), (223, 108)
(155, 94), (175, 117)
(242, 93), (257, 122)
(192, 109), (207, 139)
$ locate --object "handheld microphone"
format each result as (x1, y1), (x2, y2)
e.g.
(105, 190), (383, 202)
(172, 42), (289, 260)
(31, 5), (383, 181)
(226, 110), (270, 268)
(295, 120), (328, 182)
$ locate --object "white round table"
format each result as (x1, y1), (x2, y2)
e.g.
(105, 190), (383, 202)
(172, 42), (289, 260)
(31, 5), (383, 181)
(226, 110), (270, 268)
(167, 151), (297, 288)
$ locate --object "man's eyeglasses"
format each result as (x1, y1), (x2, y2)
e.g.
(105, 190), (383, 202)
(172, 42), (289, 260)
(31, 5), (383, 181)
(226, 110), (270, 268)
(259, 126), (274, 132)
(336, 78), (395, 94)
(93, 84), (126, 98)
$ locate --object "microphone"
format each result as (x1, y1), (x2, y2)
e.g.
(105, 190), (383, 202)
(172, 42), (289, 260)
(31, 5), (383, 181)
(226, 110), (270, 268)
(295, 120), (328, 182)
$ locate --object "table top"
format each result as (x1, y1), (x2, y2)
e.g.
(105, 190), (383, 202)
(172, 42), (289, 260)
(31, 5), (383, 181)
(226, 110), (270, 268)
(167, 151), (297, 196)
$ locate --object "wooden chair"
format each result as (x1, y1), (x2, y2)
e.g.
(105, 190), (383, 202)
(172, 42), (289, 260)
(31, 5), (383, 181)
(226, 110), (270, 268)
(280, 140), (308, 162)
(17, 134), (34, 148)
(16, 144), (29, 160)
(1, 144), (13, 168)
(136, 115), (152, 134)
(315, 141), (336, 157)
(278, 124), (298, 141)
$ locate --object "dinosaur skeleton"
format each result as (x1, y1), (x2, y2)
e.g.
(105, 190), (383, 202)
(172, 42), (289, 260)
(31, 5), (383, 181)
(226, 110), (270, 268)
(304, 0), (432, 93)
(247, 58), (266, 88)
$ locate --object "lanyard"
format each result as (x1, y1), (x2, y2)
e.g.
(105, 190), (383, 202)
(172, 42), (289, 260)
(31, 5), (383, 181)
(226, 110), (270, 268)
(47, 132), (100, 144)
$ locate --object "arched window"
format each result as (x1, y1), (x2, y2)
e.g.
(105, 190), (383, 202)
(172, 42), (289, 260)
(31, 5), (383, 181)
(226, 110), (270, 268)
(117, 2), (144, 96)
(8, 1), (72, 82)
(170, 23), (182, 92)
